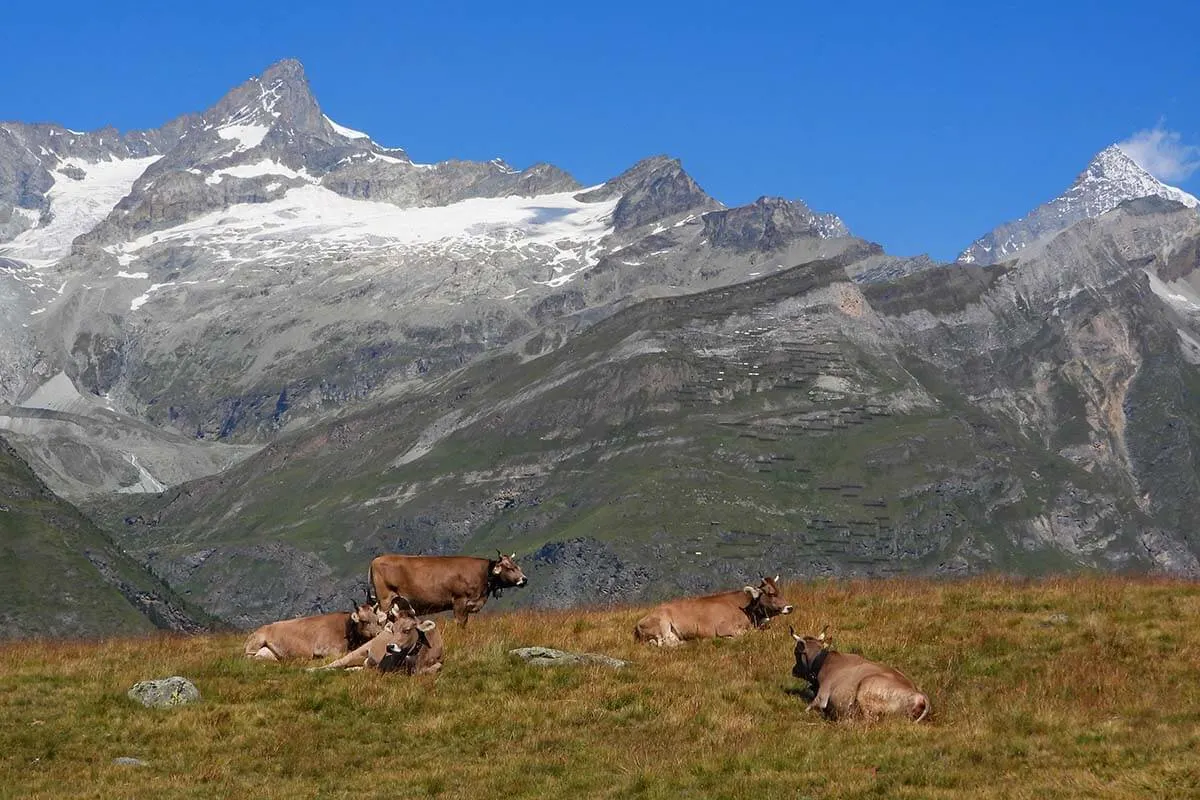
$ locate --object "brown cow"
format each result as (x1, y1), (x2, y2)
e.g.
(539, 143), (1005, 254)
(243, 601), (388, 661)
(633, 576), (794, 646)
(314, 614), (444, 675)
(368, 552), (528, 626)
(790, 627), (930, 722)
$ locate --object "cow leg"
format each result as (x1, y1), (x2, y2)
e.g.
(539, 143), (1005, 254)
(633, 615), (660, 645)
(315, 639), (373, 671)
(244, 634), (264, 659)
(453, 599), (471, 627)
(807, 686), (832, 715)
(662, 624), (684, 647)
(244, 633), (286, 661)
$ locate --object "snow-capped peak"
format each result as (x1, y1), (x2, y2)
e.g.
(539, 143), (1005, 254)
(958, 143), (1199, 265)
(199, 58), (327, 153)
(1105, 144), (1199, 208)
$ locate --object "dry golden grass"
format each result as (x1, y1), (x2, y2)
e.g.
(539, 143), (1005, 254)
(2, 576), (1199, 799)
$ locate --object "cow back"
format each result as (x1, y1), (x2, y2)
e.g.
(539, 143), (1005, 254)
(656, 590), (755, 639)
(370, 555), (489, 614)
(816, 651), (922, 717)
(254, 611), (354, 659)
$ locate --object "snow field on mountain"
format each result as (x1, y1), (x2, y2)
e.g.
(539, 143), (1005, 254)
(0, 155), (161, 267)
(110, 184), (620, 277)
(323, 114), (369, 139)
(204, 159), (315, 185)
(215, 123), (271, 152)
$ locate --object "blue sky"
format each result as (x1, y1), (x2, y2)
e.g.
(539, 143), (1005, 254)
(2, 1), (1197, 260)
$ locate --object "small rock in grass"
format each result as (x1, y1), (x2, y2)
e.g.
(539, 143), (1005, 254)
(127, 676), (201, 708)
(510, 646), (629, 669)
(1041, 613), (1070, 626)
(113, 757), (148, 767)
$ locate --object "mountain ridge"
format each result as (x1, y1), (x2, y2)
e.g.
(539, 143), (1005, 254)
(4, 59), (1200, 632)
(958, 144), (1199, 265)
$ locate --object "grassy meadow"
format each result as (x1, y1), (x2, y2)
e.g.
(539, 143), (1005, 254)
(1, 576), (1199, 799)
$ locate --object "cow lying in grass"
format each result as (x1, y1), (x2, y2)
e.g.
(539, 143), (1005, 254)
(634, 576), (794, 646)
(243, 601), (389, 661)
(314, 612), (444, 675)
(790, 627), (930, 722)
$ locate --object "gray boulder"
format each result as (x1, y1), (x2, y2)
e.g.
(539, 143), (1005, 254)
(127, 676), (201, 708)
(510, 646), (629, 669)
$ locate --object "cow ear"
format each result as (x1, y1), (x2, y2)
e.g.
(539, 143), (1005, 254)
(493, 564), (503, 574)
(417, 619), (437, 632)
(744, 585), (761, 599)
(351, 611), (361, 623)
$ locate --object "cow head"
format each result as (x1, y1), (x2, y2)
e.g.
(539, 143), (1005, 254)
(348, 600), (389, 642)
(743, 575), (793, 622)
(379, 617), (440, 675)
(490, 552), (528, 591)
(387, 595), (419, 622)
(791, 625), (832, 682)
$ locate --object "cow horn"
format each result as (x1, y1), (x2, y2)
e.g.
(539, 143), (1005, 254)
(818, 625), (830, 643)
(790, 626), (802, 642)
(774, 575), (780, 583)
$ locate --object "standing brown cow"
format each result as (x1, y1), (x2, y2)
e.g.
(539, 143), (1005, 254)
(243, 601), (388, 661)
(368, 552), (528, 626)
(790, 628), (930, 722)
(633, 576), (794, 646)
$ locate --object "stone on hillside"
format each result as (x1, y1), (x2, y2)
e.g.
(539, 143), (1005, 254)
(127, 676), (201, 708)
(510, 646), (629, 669)
(112, 757), (148, 767)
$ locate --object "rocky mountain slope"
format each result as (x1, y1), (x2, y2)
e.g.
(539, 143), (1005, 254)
(96, 197), (1200, 625)
(1, 59), (851, 501)
(0, 434), (210, 637)
(4, 59), (1200, 631)
(958, 144), (1198, 265)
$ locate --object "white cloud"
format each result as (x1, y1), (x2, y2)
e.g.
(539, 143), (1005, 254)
(1118, 125), (1200, 183)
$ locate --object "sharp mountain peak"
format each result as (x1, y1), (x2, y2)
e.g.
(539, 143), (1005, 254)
(957, 142), (1199, 265)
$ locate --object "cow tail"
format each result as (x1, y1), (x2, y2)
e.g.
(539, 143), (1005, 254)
(912, 694), (930, 722)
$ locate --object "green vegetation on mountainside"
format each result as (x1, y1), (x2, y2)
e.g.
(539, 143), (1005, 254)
(91, 254), (1171, 623)
(0, 436), (211, 638)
